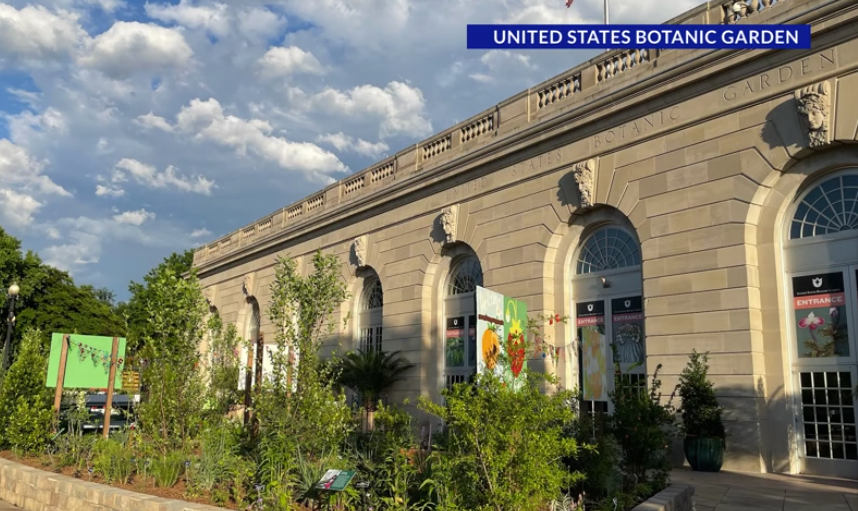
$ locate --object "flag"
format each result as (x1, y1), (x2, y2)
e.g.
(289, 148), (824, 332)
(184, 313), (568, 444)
(566, 0), (574, 6)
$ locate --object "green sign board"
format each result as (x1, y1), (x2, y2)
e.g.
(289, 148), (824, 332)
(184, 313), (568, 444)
(315, 469), (355, 492)
(45, 334), (127, 390)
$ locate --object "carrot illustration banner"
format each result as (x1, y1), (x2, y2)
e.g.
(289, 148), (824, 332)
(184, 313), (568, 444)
(576, 300), (607, 402)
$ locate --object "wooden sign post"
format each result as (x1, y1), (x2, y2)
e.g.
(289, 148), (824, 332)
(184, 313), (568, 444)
(102, 336), (119, 438)
(52, 335), (70, 431)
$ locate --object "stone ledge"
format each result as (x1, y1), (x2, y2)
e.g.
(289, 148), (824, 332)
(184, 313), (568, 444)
(0, 458), (223, 511)
(632, 483), (695, 511)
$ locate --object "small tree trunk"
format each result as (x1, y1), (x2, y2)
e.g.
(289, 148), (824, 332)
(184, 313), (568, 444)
(364, 398), (375, 433)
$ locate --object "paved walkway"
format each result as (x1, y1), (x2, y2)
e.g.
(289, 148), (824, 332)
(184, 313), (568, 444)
(671, 468), (858, 511)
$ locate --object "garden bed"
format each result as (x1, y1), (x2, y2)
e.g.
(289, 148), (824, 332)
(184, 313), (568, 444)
(0, 451), (231, 510)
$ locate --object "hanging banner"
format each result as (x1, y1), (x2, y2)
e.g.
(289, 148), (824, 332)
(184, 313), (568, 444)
(792, 273), (849, 358)
(445, 317), (466, 368)
(502, 296), (529, 390)
(611, 296), (645, 365)
(476, 286), (505, 376)
(577, 300), (607, 402)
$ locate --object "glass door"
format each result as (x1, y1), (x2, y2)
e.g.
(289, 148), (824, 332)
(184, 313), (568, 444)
(790, 266), (858, 477)
(576, 293), (646, 416)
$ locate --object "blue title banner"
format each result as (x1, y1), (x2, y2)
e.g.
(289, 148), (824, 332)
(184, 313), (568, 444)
(467, 24), (811, 50)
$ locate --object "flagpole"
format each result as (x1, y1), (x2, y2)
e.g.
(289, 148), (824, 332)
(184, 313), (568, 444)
(604, 0), (610, 24)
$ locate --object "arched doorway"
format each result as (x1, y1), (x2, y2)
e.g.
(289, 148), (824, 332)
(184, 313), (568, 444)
(443, 254), (483, 390)
(783, 171), (858, 477)
(571, 225), (645, 416)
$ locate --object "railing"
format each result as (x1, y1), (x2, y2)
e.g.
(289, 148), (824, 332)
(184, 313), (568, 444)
(194, 0), (802, 266)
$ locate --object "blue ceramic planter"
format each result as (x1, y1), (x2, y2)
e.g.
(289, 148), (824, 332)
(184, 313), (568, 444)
(684, 436), (724, 472)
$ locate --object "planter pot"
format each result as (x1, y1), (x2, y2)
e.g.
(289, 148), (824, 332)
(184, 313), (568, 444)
(684, 436), (724, 472)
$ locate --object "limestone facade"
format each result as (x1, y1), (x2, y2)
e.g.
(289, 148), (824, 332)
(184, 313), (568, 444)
(193, 0), (858, 478)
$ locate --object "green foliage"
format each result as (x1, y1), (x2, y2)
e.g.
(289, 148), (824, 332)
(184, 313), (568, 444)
(0, 227), (124, 366)
(420, 372), (579, 511)
(0, 328), (54, 453)
(203, 314), (243, 419)
(92, 437), (135, 484)
(54, 392), (97, 472)
(186, 421), (246, 502)
(336, 350), (415, 411)
(134, 261), (207, 454)
(608, 364), (675, 489)
(122, 250), (194, 352)
(152, 451), (185, 488)
(677, 350), (726, 441)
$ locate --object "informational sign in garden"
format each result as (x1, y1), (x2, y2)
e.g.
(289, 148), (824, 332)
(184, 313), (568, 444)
(315, 469), (356, 492)
(475, 286), (528, 390)
(45, 333), (127, 389)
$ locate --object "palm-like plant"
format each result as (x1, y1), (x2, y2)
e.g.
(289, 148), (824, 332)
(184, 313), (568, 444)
(336, 350), (415, 429)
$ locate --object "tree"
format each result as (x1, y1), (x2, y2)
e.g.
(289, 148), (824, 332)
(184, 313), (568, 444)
(0, 328), (53, 453)
(0, 226), (125, 360)
(121, 250), (194, 352)
(134, 260), (207, 454)
(336, 349), (414, 429)
(203, 313), (243, 420)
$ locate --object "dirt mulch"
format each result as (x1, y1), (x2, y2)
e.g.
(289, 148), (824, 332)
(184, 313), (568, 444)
(0, 451), (238, 509)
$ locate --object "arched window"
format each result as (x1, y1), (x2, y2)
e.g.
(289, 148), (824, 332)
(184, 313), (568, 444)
(359, 277), (384, 353)
(576, 226), (641, 274)
(444, 255), (482, 388)
(789, 174), (858, 240)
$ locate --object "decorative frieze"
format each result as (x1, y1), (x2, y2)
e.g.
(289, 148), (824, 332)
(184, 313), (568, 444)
(795, 81), (831, 148)
(440, 205), (459, 245)
(573, 159), (596, 209)
(203, 286), (218, 309)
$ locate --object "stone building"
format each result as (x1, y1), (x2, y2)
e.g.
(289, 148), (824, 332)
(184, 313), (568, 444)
(193, 0), (858, 478)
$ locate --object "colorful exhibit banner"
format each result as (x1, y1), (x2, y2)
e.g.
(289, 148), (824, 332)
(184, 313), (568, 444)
(503, 295), (528, 389)
(46, 334), (127, 389)
(577, 300), (607, 402)
(476, 286), (505, 376)
(792, 273), (849, 358)
(611, 296), (645, 365)
(475, 286), (529, 390)
(445, 317), (466, 368)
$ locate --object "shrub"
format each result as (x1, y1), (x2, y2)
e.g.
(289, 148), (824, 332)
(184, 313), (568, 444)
(0, 328), (53, 454)
(608, 364), (675, 491)
(92, 437), (134, 484)
(420, 372), (579, 511)
(677, 350), (726, 441)
(152, 451), (185, 488)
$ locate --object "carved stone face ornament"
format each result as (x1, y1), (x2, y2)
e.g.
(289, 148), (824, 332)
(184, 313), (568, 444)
(353, 236), (367, 267)
(572, 159), (596, 209)
(440, 205), (459, 245)
(795, 81), (831, 148)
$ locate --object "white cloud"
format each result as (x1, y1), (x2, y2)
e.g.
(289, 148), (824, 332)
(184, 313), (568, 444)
(258, 46), (324, 78)
(190, 227), (211, 238)
(0, 189), (43, 228)
(78, 21), (193, 78)
(112, 158), (216, 195)
(113, 208), (155, 225)
(175, 98), (347, 180)
(95, 184), (125, 197)
(0, 139), (71, 197)
(236, 7), (287, 41)
(309, 82), (432, 139)
(317, 132), (389, 159)
(134, 112), (175, 132)
(0, 4), (88, 65)
(82, 0), (125, 12)
(145, 0), (231, 38)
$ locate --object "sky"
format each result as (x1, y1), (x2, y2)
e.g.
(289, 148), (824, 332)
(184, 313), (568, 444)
(0, 0), (702, 302)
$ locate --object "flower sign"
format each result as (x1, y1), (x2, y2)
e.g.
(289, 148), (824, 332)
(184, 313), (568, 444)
(792, 273), (849, 358)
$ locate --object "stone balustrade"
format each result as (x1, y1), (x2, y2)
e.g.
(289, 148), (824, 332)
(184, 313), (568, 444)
(193, 0), (799, 267)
